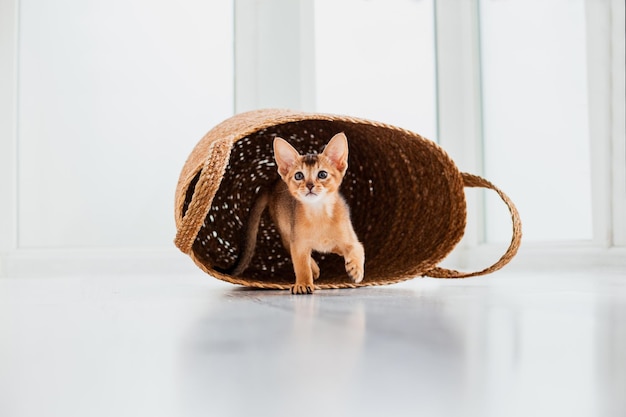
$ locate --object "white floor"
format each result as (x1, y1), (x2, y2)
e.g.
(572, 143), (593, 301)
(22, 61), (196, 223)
(1, 268), (625, 417)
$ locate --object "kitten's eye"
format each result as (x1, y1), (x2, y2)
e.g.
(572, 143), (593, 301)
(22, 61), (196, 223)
(317, 170), (328, 179)
(294, 172), (305, 181)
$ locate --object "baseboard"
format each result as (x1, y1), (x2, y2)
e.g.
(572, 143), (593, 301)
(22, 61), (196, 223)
(1, 244), (624, 279)
(0, 247), (204, 278)
(454, 243), (626, 273)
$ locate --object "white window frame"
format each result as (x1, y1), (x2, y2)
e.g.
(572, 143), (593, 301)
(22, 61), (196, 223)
(0, 0), (234, 277)
(435, 0), (625, 269)
(609, 0), (626, 248)
(1, 0), (624, 276)
(234, 0), (626, 269)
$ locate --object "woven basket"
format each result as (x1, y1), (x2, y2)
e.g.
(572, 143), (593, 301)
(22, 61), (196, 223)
(174, 109), (522, 290)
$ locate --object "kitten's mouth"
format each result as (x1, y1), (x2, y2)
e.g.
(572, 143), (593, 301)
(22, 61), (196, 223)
(301, 190), (322, 201)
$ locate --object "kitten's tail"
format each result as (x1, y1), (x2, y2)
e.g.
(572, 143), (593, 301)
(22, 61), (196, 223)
(229, 192), (269, 276)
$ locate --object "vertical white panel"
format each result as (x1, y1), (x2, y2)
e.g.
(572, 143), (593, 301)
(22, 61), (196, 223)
(18, 0), (234, 248)
(314, 0), (437, 139)
(480, 0), (592, 242)
(610, 0), (626, 247)
(235, 0), (316, 112)
(433, 0), (484, 257)
(0, 0), (18, 259)
(586, 0), (620, 247)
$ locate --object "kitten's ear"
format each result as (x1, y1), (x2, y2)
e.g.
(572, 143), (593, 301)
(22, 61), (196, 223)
(273, 137), (300, 177)
(322, 132), (349, 173)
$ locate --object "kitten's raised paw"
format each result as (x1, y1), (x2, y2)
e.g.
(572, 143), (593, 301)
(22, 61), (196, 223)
(311, 258), (320, 281)
(291, 284), (315, 294)
(345, 258), (364, 283)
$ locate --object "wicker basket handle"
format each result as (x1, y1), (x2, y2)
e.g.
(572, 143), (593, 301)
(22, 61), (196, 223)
(174, 137), (233, 254)
(426, 172), (522, 278)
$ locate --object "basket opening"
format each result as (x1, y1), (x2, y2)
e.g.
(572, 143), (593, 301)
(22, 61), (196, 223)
(185, 120), (466, 286)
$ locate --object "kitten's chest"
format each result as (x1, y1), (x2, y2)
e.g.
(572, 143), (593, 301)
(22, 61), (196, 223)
(297, 204), (343, 252)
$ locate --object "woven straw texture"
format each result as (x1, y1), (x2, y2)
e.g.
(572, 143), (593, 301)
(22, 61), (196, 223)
(174, 109), (522, 290)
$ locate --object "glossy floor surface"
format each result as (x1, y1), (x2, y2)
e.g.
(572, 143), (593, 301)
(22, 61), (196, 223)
(1, 269), (625, 417)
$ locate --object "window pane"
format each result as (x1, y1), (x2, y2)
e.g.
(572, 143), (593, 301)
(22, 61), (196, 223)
(314, 0), (437, 140)
(480, 0), (592, 242)
(18, 0), (234, 248)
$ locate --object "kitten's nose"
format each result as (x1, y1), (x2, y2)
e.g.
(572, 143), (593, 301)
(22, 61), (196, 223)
(306, 182), (314, 191)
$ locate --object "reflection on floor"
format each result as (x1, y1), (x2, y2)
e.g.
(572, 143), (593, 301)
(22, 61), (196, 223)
(1, 268), (624, 417)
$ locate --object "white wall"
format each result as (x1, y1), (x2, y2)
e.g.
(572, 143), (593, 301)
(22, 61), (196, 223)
(1, 0), (233, 275)
(18, 0), (232, 248)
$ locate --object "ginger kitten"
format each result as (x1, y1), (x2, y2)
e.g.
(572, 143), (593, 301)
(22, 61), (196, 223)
(231, 132), (365, 294)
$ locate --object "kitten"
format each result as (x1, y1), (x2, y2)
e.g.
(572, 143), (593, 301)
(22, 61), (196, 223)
(231, 132), (365, 294)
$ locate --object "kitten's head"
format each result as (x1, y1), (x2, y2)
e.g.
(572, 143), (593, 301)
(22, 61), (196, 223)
(273, 132), (349, 204)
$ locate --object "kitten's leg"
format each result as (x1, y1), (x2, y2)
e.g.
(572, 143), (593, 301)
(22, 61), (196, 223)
(310, 257), (320, 281)
(291, 247), (315, 294)
(343, 242), (365, 283)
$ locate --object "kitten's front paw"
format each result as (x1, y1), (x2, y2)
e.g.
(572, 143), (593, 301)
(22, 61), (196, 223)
(291, 283), (315, 294)
(345, 258), (364, 283)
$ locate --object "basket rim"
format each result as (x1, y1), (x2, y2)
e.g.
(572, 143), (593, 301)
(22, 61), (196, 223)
(173, 109), (521, 288)
(174, 108), (442, 228)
